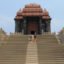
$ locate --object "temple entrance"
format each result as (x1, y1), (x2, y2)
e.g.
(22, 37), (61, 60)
(28, 21), (38, 35)
(31, 31), (35, 34)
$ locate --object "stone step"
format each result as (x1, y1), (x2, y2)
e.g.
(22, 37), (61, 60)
(26, 40), (38, 64)
(0, 35), (28, 64)
(37, 34), (64, 64)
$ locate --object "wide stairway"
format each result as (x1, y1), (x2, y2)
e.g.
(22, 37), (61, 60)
(0, 34), (28, 64)
(0, 33), (64, 64)
(37, 33), (64, 64)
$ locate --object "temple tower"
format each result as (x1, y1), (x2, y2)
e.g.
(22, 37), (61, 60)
(14, 4), (51, 35)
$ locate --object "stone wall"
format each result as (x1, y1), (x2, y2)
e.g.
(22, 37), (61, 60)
(58, 28), (64, 44)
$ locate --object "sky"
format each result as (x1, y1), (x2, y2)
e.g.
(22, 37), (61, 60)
(0, 0), (64, 34)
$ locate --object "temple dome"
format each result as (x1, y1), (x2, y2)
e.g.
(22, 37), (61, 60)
(25, 4), (41, 8)
(15, 4), (51, 20)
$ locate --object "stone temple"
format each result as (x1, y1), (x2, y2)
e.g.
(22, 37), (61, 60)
(14, 4), (51, 34)
(0, 4), (64, 64)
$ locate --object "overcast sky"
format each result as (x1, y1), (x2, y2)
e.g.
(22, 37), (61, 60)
(0, 0), (64, 34)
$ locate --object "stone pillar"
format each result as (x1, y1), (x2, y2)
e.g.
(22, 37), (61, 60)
(46, 21), (51, 32)
(41, 22), (45, 32)
(39, 19), (42, 34)
(20, 20), (23, 32)
(15, 20), (21, 32)
(23, 19), (27, 34)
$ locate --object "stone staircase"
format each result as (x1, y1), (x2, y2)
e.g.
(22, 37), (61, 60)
(0, 33), (64, 64)
(26, 40), (38, 64)
(37, 33), (64, 64)
(0, 34), (28, 64)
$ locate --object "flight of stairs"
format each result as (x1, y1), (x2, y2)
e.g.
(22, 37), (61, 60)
(26, 39), (38, 64)
(37, 33), (64, 64)
(0, 33), (64, 64)
(0, 34), (28, 64)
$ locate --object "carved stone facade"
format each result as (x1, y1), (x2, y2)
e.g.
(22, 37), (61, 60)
(14, 4), (51, 35)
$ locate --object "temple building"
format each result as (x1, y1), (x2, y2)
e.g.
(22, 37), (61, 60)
(14, 4), (51, 35)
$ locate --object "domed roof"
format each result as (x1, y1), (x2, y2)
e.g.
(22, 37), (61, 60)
(15, 4), (51, 20)
(42, 9), (51, 20)
(25, 4), (40, 8)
